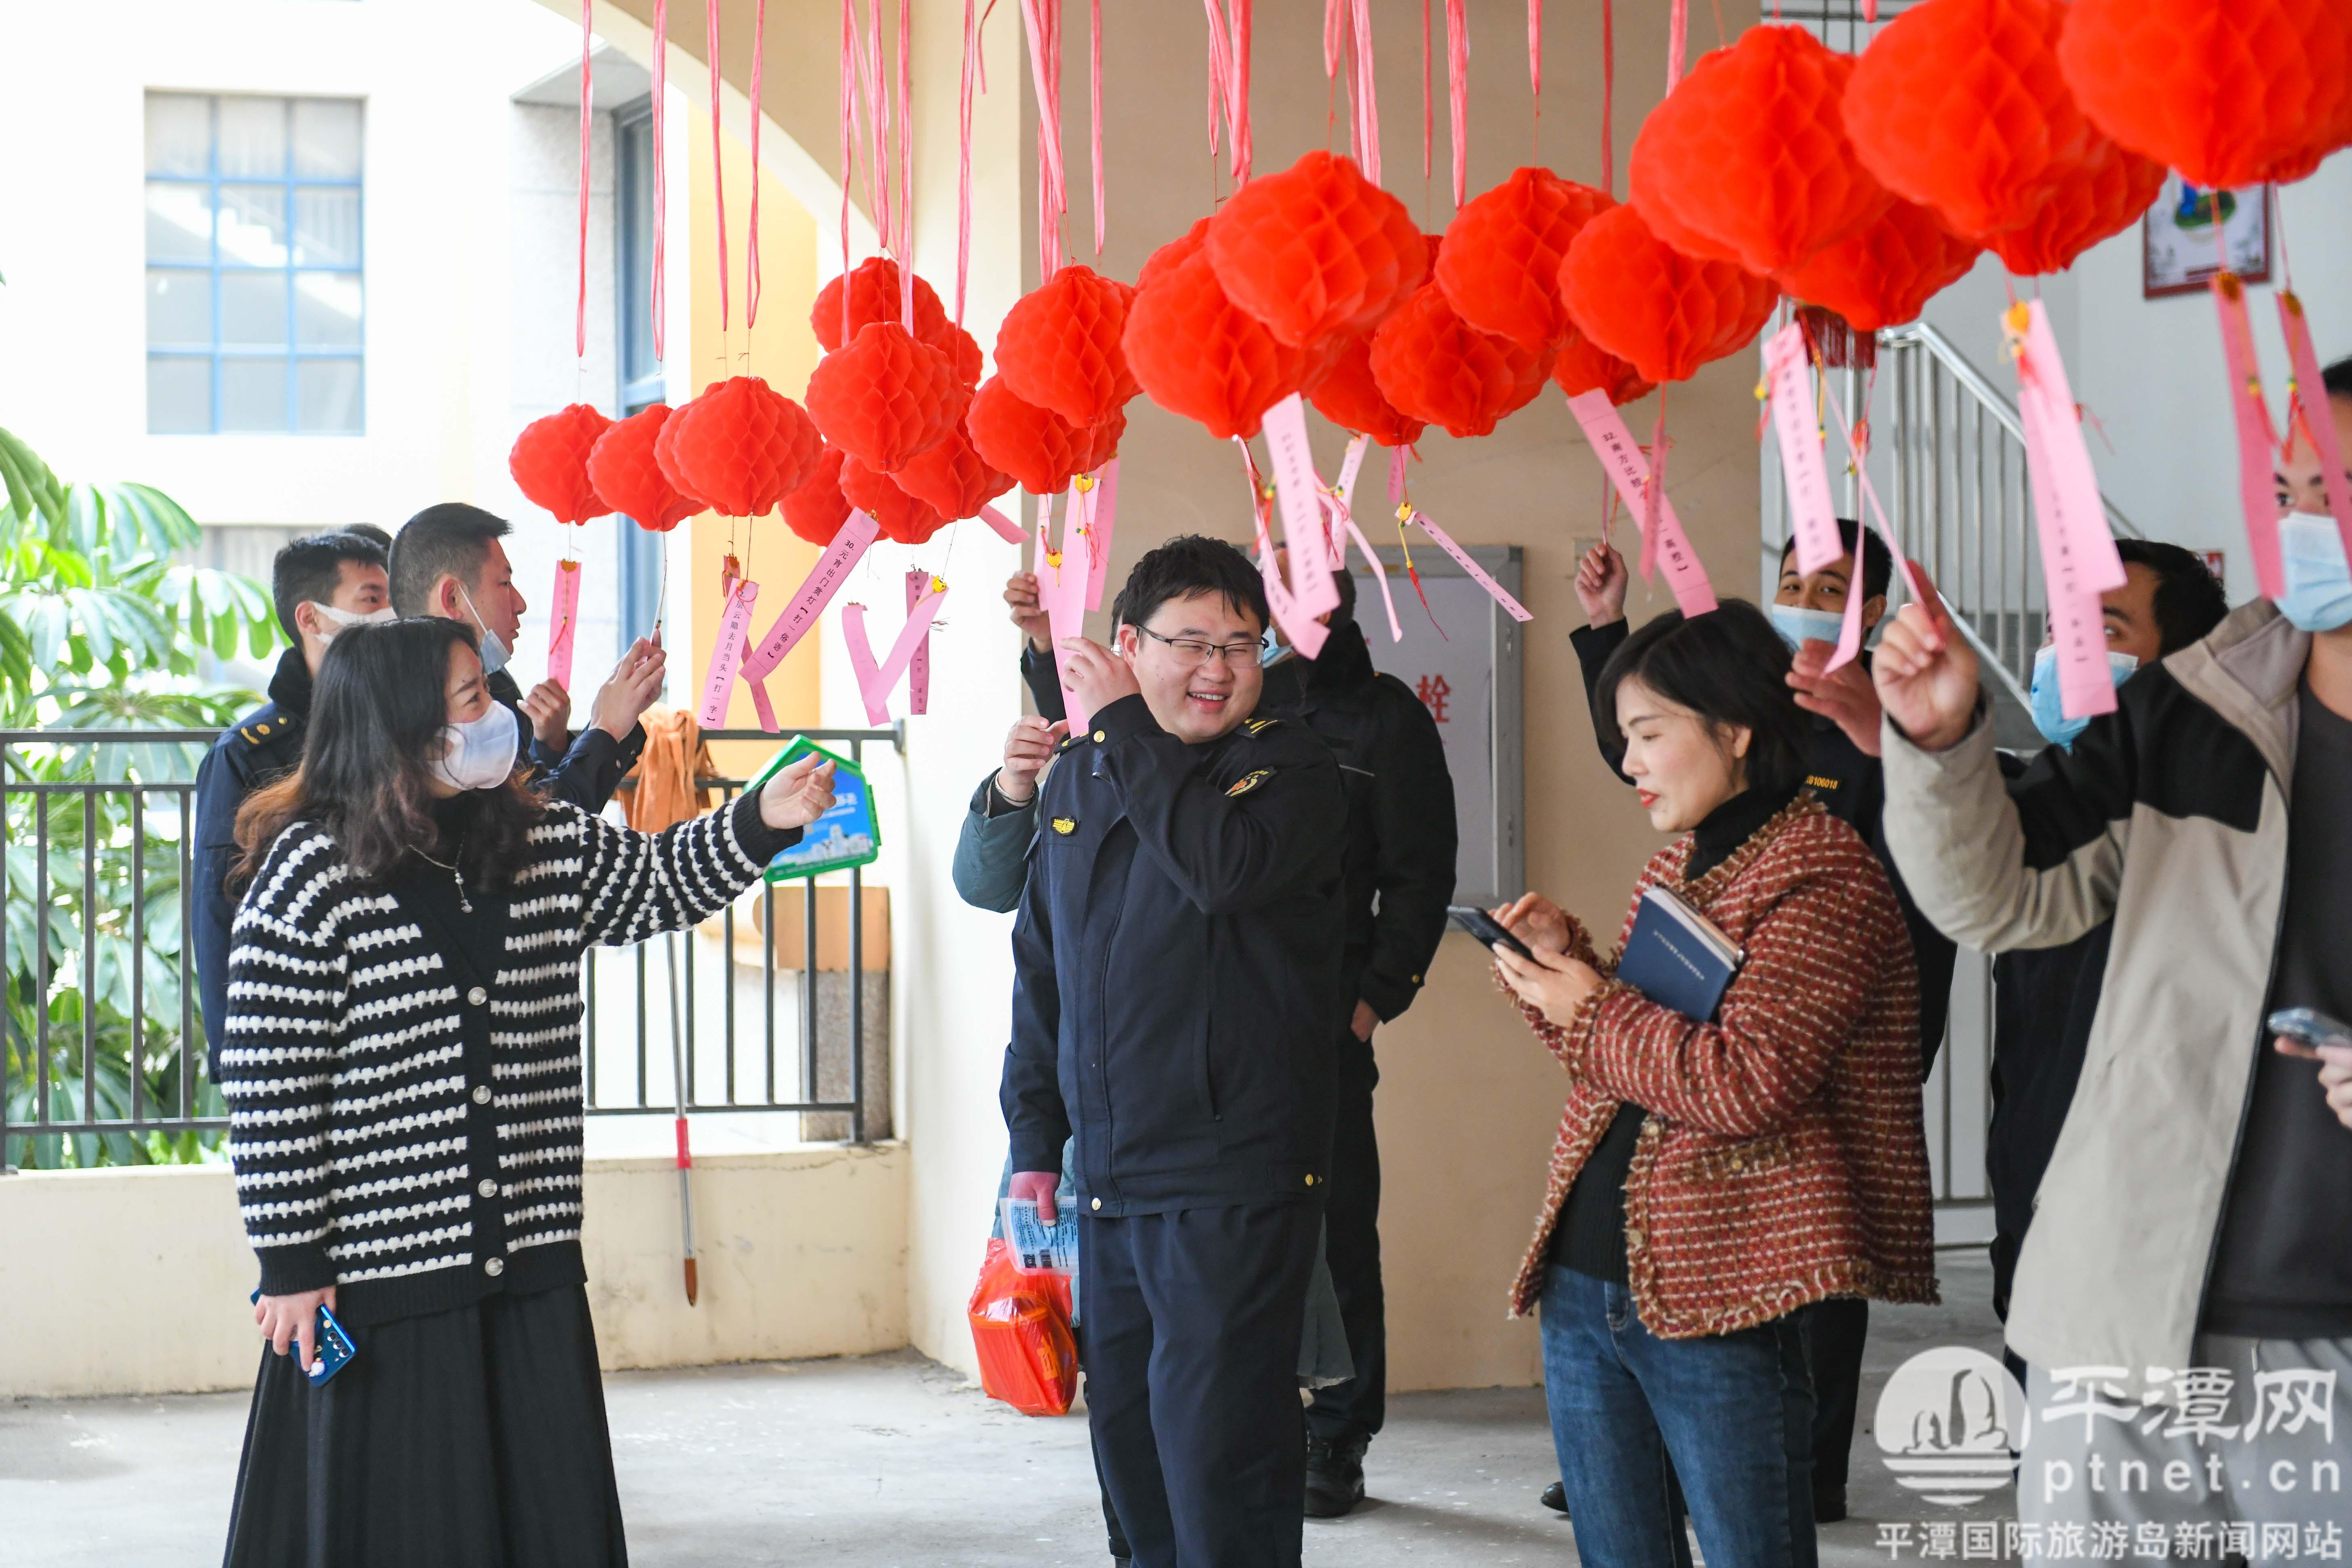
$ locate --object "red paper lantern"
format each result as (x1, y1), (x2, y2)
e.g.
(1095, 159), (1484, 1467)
(509, 403), (614, 524)
(805, 322), (969, 474)
(1436, 169), (1618, 351)
(937, 323), (985, 387)
(1124, 248), (1313, 442)
(1630, 25), (1889, 277)
(662, 376), (823, 519)
(966, 376), (1082, 496)
(1982, 139), (2168, 277)
(1560, 205), (1784, 386)
(586, 405), (700, 532)
(782, 446), (853, 547)
(994, 266), (1141, 430)
(1773, 197), (1982, 333)
(838, 454), (949, 546)
(1204, 150), (1429, 348)
(1072, 406), (1128, 477)
(1137, 217), (1211, 290)
(812, 257), (949, 354)
(652, 395), (708, 507)
(1551, 333), (1655, 407)
(1368, 283), (1551, 441)
(893, 422), (1015, 521)
(1842, 0), (2095, 242)
(2059, 0), (2352, 191)
(1308, 329), (1428, 446)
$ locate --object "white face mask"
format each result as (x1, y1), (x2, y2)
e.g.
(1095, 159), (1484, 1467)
(304, 602), (395, 643)
(430, 701), (520, 793)
(1770, 604), (1848, 652)
(455, 583), (512, 676)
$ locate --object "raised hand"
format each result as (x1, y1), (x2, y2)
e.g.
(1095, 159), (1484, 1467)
(1869, 563), (1974, 753)
(1056, 636), (1141, 714)
(1575, 541), (1630, 628)
(1492, 893), (1577, 956)
(591, 638), (667, 740)
(520, 681), (572, 749)
(996, 716), (1069, 806)
(1004, 572), (1052, 652)
(758, 754), (838, 832)
(1789, 640), (1886, 758)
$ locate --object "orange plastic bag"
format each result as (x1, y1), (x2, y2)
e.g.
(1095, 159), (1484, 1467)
(968, 1237), (1078, 1416)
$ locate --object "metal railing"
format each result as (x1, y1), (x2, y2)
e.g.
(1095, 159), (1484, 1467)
(1, 725), (894, 1169)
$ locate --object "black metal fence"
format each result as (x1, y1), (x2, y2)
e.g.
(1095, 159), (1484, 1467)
(0, 726), (894, 1169)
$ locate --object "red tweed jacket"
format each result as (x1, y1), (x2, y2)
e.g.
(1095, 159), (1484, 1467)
(1506, 796), (1939, 1335)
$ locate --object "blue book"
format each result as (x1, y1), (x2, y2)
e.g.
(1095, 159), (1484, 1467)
(1614, 886), (1745, 1022)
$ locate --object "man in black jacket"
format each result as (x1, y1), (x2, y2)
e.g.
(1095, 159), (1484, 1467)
(1003, 536), (1347, 1568)
(1009, 556), (1457, 1517)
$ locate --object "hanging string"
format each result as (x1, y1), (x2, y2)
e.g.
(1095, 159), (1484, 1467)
(1091, 0), (1105, 254)
(1529, 0), (1541, 160)
(1667, 0), (1688, 90)
(865, 0), (890, 255)
(1206, 0), (1230, 169)
(838, 0), (855, 346)
(1200, 1), (1249, 189)
(577, 0), (593, 361)
(1350, 0), (1379, 184)
(1444, 0), (1468, 208)
(703, 0), (730, 333)
(1420, 0), (1434, 188)
(957, 0), (978, 322)
(747, 0), (766, 328)
(1021, 0), (1066, 276)
(1599, 0), (1614, 196)
(651, 0), (668, 361)
(1230, 1), (1253, 185)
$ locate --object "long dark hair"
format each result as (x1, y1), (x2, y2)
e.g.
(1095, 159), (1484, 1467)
(234, 618), (544, 892)
(1593, 600), (1811, 798)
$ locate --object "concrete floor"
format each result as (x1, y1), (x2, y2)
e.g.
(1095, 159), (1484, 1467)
(2, 1253), (2014, 1567)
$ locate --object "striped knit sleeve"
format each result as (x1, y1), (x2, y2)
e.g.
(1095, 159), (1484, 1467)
(221, 825), (351, 1296)
(1560, 853), (1902, 1140)
(572, 793), (797, 949)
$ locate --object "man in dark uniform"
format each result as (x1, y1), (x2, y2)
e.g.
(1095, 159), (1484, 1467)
(193, 530), (392, 1074)
(388, 502), (659, 811)
(1006, 555), (1457, 1518)
(1003, 536), (1348, 1568)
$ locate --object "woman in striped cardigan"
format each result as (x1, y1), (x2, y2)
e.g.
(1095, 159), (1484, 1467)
(219, 616), (835, 1568)
(1489, 603), (1936, 1568)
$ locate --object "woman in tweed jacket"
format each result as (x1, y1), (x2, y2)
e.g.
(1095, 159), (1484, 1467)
(219, 617), (835, 1568)
(1490, 603), (1936, 1568)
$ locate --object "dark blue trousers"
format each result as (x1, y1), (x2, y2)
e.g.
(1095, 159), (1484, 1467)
(1079, 1202), (1321, 1568)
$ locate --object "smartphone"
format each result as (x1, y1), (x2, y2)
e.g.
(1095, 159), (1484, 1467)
(2268, 1007), (2352, 1058)
(250, 1290), (359, 1386)
(1448, 904), (1534, 960)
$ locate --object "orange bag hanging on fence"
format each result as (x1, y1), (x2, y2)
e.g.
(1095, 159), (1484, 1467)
(967, 1238), (1078, 1417)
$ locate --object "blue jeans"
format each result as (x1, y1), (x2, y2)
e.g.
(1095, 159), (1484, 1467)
(1539, 1262), (1817, 1568)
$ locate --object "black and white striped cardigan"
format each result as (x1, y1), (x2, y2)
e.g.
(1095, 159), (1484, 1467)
(222, 793), (794, 1323)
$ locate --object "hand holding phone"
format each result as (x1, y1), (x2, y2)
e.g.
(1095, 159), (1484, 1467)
(2269, 1007), (2352, 1060)
(1449, 904), (1534, 960)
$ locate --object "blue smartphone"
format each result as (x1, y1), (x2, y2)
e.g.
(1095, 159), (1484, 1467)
(250, 1290), (358, 1386)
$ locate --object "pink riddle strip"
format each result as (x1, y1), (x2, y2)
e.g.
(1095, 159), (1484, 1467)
(1407, 506), (1532, 623)
(1084, 458), (1121, 611)
(1765, 323), (1845, 578)
(1041, 535), (1093, 732)
(1565, 390), (1717, 618)
(1342, 513), (1404, 642)
(1260, 395), (1344, 619)
(2214, 279), (2285, 598)
(978, 503), (1025, 544)
(1812, 374), (1931, 674)
(2280, 291), (2352, 563)
(1335, 434), (1371, 513)
(2017, 301), (2125, 595)
(905, 569), (932, 715)
(1234, 437), (1329, 660)
(741, 511), (882, 680)
(696, 578), (760, 728)
(546, 557), (583, 690)
(2005, 308), (2119, 722)
(844, 587), (948, 727)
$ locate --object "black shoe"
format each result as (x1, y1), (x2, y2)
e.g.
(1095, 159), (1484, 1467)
(1304, 1431), (1368, 1518)
(1813, 1488), (1848, 1524)
(1540, 1480), (1569, 1516)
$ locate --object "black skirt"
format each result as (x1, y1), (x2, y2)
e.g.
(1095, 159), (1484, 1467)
(223, 1281), (626, 1568)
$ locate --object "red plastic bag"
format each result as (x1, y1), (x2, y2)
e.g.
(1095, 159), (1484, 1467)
(968, 1237), (1078, 1416)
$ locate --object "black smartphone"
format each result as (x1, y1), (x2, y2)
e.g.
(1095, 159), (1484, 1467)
(2268, 1007), (2352, 1057)
(1449, 904), (1533, 960)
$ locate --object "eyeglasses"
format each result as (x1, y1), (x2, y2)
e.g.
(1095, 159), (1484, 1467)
(1136, 626), (1265, 669)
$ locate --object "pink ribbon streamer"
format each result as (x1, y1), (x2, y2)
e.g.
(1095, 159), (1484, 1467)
(2213, 276), (2285, 599)
(1236, 440), (1329, 660)
(896, 0), (913, 330)
(956, 0), (977, 324)
(839, 1), (855, 336)
(652, 0), (667, 360)
(1342, 511), (1404, 642)
(747, 0), (766, 327)
(2013, 302), (2127, 595)
(1812, 373), (1932, 673)
(548, 557), (584, 690)
(1022, 0), (1066, 276)
(1201, 0), (1252, 187)
(1666, 0), (1687, 89)
(1444, 0), (1468, 207)
(1388, 444), (1410, 506)
(905, 569), (933, 715)
(696, 577), (761, 727)
(1420, 0), (1434, 186)
(1764, 323), (1846, 578)
(741, 511), (882, 680)
(2280, 291), (2352, 563)
(1406, 505), (1533, 622)
(1565, 389), (1718, 619)
(1599, 0), (1614, 195)
(707, 0), (728, 331)
(1335, 434), (1371, 511)
(979, 503), (1025, 544)
(1091, 0), (1105, 255)
(2005, 302), (2126, 720)
(577, 1), (593, 360)
(1084, 458), (1121, 611)
(1528, 0), (1542, 149)
(843, 587), (948, 726)
(1261, 395), (1344, 620)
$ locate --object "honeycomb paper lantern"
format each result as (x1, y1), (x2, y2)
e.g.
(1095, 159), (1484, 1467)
(839, 454), (949, 546)
(1772, 197), (1982, 333)
(509, 403), (614, 525)
(652, 395), (709, 508)
(1560, 204), (1783, 386)
(1982, 138), (2167, 276)
(1137, 217), (1211, 290)
(937, 323), (985, 388)
(1436, 169), (1618, 350)
(1072, 406), (1129, 477)
(966, 376), (1084, 496)
(782, 446), (854, 547)
(1842, 0), (2101, 242)
(2059, 0), (2352, 191)
(1551, 332), (1655, 407)
(892, 422), (1015, 521)
(1308, 329), (1428, 447)
(994, 266), (1141, 429)
(1204, 150), (1429, 348)
(1368, 283), (1551, 441)
(812, 257), (950, 354)
(1629, 26), (1890, 278)
(663, 377), (823, 519)
(586, 405), (700, 532)
(1123, 248), (1314, 441)
(805, 322), (969, 474)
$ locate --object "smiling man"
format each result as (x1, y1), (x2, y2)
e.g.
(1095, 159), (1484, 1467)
(1001, 535), (1348, 1568)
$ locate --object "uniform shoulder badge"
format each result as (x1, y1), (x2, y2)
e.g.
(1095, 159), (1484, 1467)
(1050, 815), (1078, 835)
(1226, 769), (1273, 798)
(1242, 717), (1281, 737)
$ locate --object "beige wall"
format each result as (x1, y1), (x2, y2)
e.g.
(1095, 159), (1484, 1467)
(0, 1149), (908, 1399)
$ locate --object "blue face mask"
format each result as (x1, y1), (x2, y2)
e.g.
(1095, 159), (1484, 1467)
(2275, 513), (2352, 633)
(2029, 644), (2140, 750)
(1770, 604), (1847, 652)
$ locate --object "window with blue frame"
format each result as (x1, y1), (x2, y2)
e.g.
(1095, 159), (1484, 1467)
(145, 93), (365, 435)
